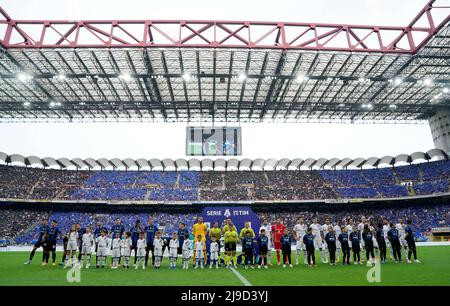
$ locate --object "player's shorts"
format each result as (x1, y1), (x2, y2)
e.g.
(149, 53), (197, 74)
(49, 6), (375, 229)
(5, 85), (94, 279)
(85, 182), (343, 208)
(225, 242), (237, 252)
(169, 248), (178, 258)
(322, 240), (328, 249)
(385, 238), (391, 248)
(210, 251), (219, 261)
(48, 241), (57, 252)
(399, 237), (408, 247)
(67, 240), (78, 251)
(33, 239), (42, 248)
(313, 237), (322, 249)
(360, 238), (365, 247)
(273, 241), (282, 250)
(137, 247), (146, 257)
(121, 248), (131, 257)
(335, 239), (341, 249)
(154, 248), (163, 257)
(372, 238), (379, 249)
(295, 236), (305, 250)
(259, 246), (268, 255)
(112, 248), (121, 258)
(131, 241), (137, 250)
(195, 250), (204, 259)
(97, 247), (107, 257)
(182, 250), (190, 260)
(81, 245), (92, 255)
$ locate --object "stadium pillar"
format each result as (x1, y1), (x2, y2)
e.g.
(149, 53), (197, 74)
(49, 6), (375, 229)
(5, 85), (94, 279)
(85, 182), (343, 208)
(428, 110), (450, 154)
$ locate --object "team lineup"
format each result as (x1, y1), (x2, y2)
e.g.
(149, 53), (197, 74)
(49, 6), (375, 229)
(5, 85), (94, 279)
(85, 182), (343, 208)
(23, 215), (421, 271)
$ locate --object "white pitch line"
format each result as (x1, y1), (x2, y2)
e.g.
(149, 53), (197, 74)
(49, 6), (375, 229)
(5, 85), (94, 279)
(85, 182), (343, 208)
(230, 267), (253, 286)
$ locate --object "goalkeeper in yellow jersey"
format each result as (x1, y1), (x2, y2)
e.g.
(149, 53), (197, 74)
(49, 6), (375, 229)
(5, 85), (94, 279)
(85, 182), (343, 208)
(192, 217), (208, 264)
(224, 226), (239, 268)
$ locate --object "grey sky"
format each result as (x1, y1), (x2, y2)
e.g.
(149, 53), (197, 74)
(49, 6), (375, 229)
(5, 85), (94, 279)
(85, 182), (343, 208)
(0, 0), (436, 160)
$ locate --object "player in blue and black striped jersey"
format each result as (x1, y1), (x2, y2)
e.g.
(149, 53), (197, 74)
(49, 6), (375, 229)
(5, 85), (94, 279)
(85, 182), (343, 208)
(388, 223), (402, 263)
(350, 226), (362, 265)
(46, 220), (62, 265)
(144, 219), (159, 266)
(303, 228), (316, 266)
(280, 228), (293, 268)
(376, 223), (387, 263)
(338, 227), (350, 265)
(130, 220), (142, 265)
(242, 231), (255, 269)
(257, 229), (269, 268)
(405, 220), (420, 263)
(76, 223), (86, 261)
(324, 225), (337, 266)
(24, 218), (49, 265)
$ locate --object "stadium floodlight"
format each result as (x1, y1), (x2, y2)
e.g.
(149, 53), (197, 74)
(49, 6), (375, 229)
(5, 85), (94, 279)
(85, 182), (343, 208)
(182, 72), (192, 82)
(119, 73), (132, 82)
(339, 103), (345, 107)
(389, 104), (397, 109)
(443, 88), (449, 94)
(296, 74), (308, 83)
(57, 74), (67, 81)
(238, 73), (247, 82)
(394, 77), (403, 85)
(434, 93), (442, 100)
(23, 102), (31, 107)
(17, 72), (32, 82)
(423, 78), (432, 86)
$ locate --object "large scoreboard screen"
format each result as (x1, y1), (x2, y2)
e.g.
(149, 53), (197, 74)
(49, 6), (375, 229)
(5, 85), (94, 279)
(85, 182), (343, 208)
(186, 127), (242, 156)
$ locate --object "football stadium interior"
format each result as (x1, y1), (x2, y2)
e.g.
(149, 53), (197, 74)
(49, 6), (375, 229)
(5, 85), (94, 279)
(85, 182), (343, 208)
(0, 0), (450, 287)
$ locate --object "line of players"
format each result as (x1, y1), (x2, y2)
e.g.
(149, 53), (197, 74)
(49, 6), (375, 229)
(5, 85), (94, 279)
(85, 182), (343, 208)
(24, 215), (420, 270)
(283, 217), (421, 267)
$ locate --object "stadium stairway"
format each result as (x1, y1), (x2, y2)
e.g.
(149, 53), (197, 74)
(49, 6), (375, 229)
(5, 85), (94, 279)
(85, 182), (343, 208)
(407, 185), (416, 197)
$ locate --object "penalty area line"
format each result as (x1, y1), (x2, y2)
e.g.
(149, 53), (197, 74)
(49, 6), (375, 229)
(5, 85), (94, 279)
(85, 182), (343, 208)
(230, 267), (253, 286)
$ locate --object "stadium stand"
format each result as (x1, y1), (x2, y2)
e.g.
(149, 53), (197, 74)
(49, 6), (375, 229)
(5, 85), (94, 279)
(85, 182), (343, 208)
(0, 159), (449, 202)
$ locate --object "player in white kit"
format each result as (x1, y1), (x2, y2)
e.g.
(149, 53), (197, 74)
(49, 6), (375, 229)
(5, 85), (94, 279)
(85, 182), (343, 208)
(321, 218), (331, 263)
(135, 232), (146, 269)
(121, 232), (132, 269)
(153, 231), (164, 269)
(333, 223), (342, 262)
(194, 234), (205, 269)
(96, 229), (108, 268)
(111, 233), (122, 269)
(293, 218), (307, 265)
(169, 232), (179, 269)
(358, 217), (366, 262)
(396, 219), (408, 258)
(382, 219), (393, 260)
(80, 226), (94, 269)
(310, 218), (324, 263)
(209, 236), (219, 269)
(182, 233), (191, 270)
(64, 225), (79, 268)
(259, 221), (272, 265)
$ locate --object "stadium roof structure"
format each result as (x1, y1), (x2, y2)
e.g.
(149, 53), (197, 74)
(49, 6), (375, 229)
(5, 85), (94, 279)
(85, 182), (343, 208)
(0, 149), (447, 171)
(0, 1), (449, 123)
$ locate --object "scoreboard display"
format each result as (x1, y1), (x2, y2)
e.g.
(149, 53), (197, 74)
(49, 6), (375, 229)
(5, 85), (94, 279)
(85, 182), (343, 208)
(186, 127), (242, 156)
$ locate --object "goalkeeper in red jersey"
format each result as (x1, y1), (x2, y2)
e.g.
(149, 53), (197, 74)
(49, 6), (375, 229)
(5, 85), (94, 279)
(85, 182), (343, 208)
(271, 218), (286, 266)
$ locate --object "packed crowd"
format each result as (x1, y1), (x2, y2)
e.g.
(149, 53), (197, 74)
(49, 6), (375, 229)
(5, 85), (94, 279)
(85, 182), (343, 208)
(0, 210), (50, 240)
(0, 159), (448, 202)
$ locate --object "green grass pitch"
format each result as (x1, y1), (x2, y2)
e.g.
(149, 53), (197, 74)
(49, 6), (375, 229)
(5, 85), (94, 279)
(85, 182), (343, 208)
(0, 246), (449, 286)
